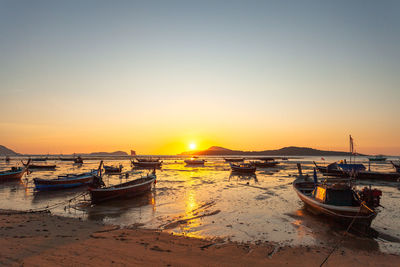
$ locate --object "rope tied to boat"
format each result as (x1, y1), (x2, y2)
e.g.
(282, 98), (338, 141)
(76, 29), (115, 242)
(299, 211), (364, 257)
(319, 202), (366, 267)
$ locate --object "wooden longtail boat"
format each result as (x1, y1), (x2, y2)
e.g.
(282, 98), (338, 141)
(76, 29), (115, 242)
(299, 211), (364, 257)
(104, 165), (123, 173)
(59, 157), (75, 161)
(131, 160), (162, 168)
(135, 158), (160, 163)
(23, 162), (56, 170)
(31, 157), (48, 162)
(313, 162), (352, 177)
(33, 161), (103, 191)
(0, 159), (30, 182)
(230, 163), (256, 174)
(224, 158), (244, 162)
(293, 176), (381, 229)
(184, 159), (206, 165)
(88, 172), (156, 204)
(250, 160), (279, 168)
(33, 170), (98, 191)
(368, 155), (387, 162)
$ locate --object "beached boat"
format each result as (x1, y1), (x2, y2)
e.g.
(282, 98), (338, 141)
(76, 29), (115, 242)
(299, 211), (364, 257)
(313, 161), (363, 177)
(31, 157), (48, 162)
(224, 158), (244, 162)
(104, 165), (123, 173)
(88, 171), (156, 204)
(391, 161), (400, 173)
(368, 155), (387, 162)
(0, 160), (30, 181)
(184, 158), (206, 165)
(135, 158), (160, 163)
(131, 160), (162, 168)
(230, 163), (256, 174)
(33, 170), (99, 191)
(293, 176), (381, 229)
(59, 157), (75, 161)
(250, 160), (279, 168)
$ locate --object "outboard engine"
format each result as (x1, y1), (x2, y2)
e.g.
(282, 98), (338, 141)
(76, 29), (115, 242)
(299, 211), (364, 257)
(359, 187), (382, 208)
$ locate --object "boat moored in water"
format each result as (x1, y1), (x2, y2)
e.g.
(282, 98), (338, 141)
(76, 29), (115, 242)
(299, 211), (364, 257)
(224, 158), (244, 162)
(131, 159), (162, 168)
(391, 161), (400, 173)
(230, 163), (256, 174)
(24, 163), (57, 171)
(368, 155), (387, 162)
(104, 164), (123, 173)
(250, 160), (279, 168)
(184, 157), (206, 165)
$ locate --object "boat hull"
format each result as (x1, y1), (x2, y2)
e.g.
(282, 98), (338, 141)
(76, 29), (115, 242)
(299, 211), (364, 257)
(34, 175), (94, 190)
(231, 166), (256, 174)
(0, 168), (27, 182)
(89, 177), (155, 204)
(132, 162), (162, 168)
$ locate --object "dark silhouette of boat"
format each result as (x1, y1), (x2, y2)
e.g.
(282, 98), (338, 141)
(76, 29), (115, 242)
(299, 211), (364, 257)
(23, 161), (56, 171)
(314, 161), (400, 181)
(0, 159), (30, 182)
(184, 157), (206, 165)
(250, 160), (279, 168)
(230, 163), (256, 174)
(368, 155), (387, 162)
(104, 164), (123, 173)
(31, 157), (48, 162)
(131, 158), (162, 168)
(88, 170), (156, 204)
(224, 158), (244, 162)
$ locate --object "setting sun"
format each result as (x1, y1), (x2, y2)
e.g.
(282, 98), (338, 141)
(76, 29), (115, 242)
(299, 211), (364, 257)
(189, 143), (197, 150)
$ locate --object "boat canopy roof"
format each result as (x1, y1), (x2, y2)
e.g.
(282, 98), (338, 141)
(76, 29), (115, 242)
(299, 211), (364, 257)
(314, 185), (355, 206)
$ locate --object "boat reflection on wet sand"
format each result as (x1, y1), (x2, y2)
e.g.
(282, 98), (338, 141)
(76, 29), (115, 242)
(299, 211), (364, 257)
(85, 191), (156, 221)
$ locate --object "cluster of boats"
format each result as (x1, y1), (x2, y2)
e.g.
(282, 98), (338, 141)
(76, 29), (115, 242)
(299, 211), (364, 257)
(0, 159), (157, 204)
(1, 151), (399, 233)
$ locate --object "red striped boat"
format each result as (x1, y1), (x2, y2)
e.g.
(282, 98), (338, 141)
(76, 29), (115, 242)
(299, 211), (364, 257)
(89, 172), (156, 204)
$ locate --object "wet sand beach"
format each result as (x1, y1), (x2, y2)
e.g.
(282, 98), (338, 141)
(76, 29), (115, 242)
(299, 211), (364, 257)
(1, 209), (399, 267)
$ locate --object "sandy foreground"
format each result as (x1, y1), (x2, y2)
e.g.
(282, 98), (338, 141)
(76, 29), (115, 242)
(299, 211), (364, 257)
(0, 210), (399, 267)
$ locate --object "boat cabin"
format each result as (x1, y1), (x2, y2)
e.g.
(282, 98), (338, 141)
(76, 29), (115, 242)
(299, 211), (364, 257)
(313, 185), (358, 206)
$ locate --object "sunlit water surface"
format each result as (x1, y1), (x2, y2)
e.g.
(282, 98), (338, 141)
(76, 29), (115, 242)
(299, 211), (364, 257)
(1, 156), (399, 254)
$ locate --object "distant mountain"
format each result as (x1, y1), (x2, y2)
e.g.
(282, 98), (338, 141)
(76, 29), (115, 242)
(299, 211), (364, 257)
(0, 145), (20, 156)
(88, 151), (128, 156)
(179, 146), (361, 156)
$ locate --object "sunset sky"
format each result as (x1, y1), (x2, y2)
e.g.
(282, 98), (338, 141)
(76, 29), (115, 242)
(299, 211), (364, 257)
(1, 1), (399, 155)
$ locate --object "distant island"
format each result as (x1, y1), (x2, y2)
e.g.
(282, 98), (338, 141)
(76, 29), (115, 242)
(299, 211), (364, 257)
(180, 146), (364, 156)
(0, 145), (20, 156)
(0, 145), (128, 157)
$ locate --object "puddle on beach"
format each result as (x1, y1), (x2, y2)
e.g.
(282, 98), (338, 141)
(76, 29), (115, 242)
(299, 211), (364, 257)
(1, 156), (400, 254)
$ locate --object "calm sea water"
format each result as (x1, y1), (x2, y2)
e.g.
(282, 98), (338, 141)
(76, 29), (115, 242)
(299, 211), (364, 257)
(1, 156), (399, 254)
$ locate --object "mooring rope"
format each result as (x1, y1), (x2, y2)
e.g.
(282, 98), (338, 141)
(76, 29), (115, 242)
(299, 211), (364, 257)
(319, 203), (366, 267)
